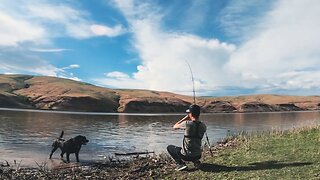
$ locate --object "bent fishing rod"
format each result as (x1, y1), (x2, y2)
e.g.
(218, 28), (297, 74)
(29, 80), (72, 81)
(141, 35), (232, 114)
(186, 61), (213, 157)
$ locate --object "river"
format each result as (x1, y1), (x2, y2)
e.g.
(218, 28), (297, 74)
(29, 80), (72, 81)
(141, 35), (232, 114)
(0, 108), (319, 167)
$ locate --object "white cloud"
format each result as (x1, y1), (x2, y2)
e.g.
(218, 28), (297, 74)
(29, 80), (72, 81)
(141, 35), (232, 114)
(218, 0), (273, 41)
(69, 64), (80, 69)
(0, 57), (61, 77)
(96, 71), (145, 89)
(26, 3), (82, 22)
(0, 47), (81, 80)
(0, 12), (45, 46)
(98, 1), (235, 95)
(28, 4), (125, 38)
(0, 0), (126, 46)
(91, 24), (126, 37)
(29, 48), (71, 52)
(105, 71), (130, 79)
(32, 66), (62, 77)
(26, 2), (126, 39)
(61, 64), (80, 70)
(225, 0), (320, 93)
(97, 0), (320, 96)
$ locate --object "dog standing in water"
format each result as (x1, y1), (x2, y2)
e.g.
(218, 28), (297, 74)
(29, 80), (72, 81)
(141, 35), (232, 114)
(49, 131), (89, 163)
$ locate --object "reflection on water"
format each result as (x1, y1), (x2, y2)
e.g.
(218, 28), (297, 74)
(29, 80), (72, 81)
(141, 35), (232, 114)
(0, 109), (320, 167)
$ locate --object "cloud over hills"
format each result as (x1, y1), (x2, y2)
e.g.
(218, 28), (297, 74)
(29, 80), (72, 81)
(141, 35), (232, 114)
(97, 0), (320, 96)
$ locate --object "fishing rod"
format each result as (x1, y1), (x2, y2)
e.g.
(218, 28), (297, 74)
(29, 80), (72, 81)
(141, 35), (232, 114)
(186, 61), (196, 104)
(185, 60), (213, 157)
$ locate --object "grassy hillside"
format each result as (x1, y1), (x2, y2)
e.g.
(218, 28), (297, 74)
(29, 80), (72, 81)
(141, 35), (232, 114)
(216, 94), (320, 105)
(0, 74), (320, 113)
(0, 75), (32, 93)
(0, 75), (34, 108)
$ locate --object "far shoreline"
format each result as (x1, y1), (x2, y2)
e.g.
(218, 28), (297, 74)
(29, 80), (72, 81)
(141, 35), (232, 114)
(0, 107), (319, 116)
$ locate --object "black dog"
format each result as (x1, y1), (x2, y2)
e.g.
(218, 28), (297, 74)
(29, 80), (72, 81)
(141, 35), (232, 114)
(49, 131), (89, 163)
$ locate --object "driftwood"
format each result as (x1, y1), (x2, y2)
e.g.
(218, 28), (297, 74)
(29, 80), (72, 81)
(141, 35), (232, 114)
(115, 151), (155, 156)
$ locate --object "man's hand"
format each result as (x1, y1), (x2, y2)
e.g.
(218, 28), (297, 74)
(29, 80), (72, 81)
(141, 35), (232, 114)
(173, 115), (190, 129)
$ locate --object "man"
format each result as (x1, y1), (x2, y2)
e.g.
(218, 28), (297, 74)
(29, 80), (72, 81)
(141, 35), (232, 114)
(167, 104), (207, 171)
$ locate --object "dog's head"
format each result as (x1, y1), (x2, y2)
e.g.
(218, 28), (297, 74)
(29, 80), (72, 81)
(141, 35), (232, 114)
(74, 135), (89, 145)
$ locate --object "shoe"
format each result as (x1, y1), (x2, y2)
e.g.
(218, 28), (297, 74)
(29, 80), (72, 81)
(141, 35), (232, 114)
(193, 160), (201, 169)
(175, 164), (187, 171)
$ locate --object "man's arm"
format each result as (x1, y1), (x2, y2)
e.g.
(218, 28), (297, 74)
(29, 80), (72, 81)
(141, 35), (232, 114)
(173, 115), (189, 129)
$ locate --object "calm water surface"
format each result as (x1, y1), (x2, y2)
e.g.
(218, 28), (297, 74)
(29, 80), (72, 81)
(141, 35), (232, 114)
(0, 108), (320, 167)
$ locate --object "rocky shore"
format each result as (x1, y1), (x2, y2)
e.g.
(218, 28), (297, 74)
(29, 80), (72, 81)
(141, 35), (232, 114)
(0, 155), (173, 179)
(0, 138), (240, 180)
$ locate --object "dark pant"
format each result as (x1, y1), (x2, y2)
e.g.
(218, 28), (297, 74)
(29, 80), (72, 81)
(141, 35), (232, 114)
(167, 145), (201, 165)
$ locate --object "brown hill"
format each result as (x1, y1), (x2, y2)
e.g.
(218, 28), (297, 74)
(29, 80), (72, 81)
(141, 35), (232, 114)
(0, 74), (319, 113)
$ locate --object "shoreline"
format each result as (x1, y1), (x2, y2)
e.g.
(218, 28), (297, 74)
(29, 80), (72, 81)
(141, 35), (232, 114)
(2, 126), (320, 179)
(1, 107), (319, 116)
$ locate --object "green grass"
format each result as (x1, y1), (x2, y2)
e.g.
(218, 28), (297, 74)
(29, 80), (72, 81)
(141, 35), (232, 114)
(165, 127), (320, 179)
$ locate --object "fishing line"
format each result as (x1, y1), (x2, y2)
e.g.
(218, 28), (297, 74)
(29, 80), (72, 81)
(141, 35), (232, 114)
(185, 60), (213, 157)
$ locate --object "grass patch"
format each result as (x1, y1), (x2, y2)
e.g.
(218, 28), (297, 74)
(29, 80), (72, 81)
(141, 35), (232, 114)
(166, 126), (320, 179)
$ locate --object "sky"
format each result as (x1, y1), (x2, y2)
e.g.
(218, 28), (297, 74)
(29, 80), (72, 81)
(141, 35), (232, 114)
(1, 0), (320, 97)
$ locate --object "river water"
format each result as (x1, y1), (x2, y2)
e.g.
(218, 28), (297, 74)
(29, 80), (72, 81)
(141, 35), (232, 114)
(0, 108), (320, 167)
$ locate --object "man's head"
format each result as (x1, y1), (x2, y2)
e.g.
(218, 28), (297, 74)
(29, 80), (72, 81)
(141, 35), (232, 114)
(186, 104), (201, 119)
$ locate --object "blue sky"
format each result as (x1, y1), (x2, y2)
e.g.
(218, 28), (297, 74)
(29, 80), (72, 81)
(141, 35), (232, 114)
(1, 0), (320, 96)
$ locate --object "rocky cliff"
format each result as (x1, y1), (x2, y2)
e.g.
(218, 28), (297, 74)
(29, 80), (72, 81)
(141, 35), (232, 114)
(0, 74), (319, 113)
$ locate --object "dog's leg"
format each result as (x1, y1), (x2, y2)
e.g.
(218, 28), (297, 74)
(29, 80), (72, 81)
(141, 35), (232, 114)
(75, 152), (79, 162)
(60, 151), (65, 159)
(66, 153), (70, 163)
(49, 146), (58, 159)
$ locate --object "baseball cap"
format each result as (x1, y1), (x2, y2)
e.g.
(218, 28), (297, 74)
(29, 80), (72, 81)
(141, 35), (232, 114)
(186, 104), (201, 115)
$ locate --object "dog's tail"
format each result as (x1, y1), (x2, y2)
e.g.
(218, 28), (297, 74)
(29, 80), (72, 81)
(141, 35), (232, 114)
(58, 131), (65, 141)
(59, 131), (64, 138)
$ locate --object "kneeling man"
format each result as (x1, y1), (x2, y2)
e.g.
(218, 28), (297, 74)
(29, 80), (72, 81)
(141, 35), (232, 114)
(167, 104), (207, 171)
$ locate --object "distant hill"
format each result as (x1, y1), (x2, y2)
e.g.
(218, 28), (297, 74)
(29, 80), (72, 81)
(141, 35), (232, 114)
(0, 74), (319, 113)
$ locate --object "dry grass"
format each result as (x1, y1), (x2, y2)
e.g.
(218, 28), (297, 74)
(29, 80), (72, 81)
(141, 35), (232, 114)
(1, 74), (320, 113)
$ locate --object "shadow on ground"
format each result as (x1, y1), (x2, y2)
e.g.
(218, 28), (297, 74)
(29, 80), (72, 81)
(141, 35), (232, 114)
(196, 160), (312, 173)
